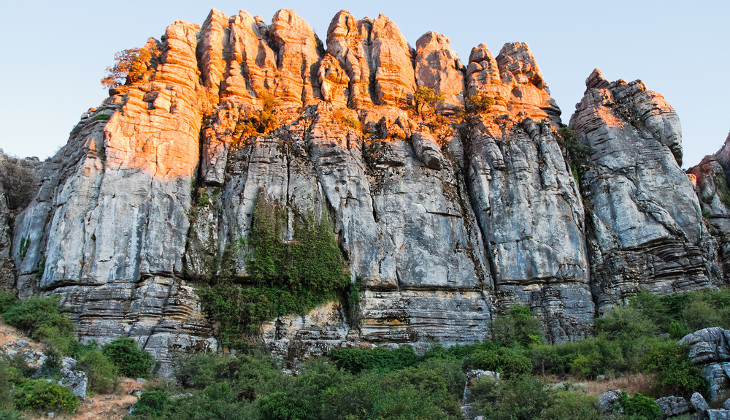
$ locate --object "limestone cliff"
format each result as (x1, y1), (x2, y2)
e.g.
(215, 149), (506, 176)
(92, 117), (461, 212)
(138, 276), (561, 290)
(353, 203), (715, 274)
(2, 9), (728, 370)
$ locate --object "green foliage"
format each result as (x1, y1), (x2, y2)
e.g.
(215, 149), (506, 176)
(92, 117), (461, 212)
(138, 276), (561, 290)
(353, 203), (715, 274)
(557, 127), (588, 184)
(464, 344), (532, 377)
(128, 390), (173, 418)
(102, 338), (155, 378)
(491, 306), (543, 347)
(199, 196), (349, 350)
(93, 114), (111, 121)
(195, 187), (210, 207)
(1, 294), (77, 355)
(617, 392), (661, 420)
(469, 375), (554, 420)
(466, 93), (495, 113)
(13, 379), (80, 413)
(329, 345), (421, 374)
(35, 256), (45, 279)
(344, 277), (361, 324)
(234, 93), (279, 138)
(640, 341), (706, 397)
(713, 172), (730, 208)
(101, 41), (161, 89)
(543, 391), (602, 420)
(411, 86), (445, 117)
(78, 348), (119, 394)
(19, 237), (30, 260)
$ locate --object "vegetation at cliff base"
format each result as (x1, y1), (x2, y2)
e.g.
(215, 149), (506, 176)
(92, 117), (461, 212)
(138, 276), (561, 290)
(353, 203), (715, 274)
(198, 196), (351, 350)
(123, 289), (730, 419)
(0, 290), (156, 416)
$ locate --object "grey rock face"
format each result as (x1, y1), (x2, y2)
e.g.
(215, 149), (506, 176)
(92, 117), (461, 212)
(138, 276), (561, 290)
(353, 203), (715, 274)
(707, 409), (730, 420)
(692, 392), (710, 413)
(570, 69), (716, 313)
(681, 328), (730, 401)
(655, 396), (689, 418)
(59, 357), (87, 400)
(597, 389), (623, 415)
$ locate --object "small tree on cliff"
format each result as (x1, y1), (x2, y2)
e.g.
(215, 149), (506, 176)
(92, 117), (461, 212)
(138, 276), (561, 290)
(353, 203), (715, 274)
(101, 40), (160, 89)
(411, 87), (444, 117)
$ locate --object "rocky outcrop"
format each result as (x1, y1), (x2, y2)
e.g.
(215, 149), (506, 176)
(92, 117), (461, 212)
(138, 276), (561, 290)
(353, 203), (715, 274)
(571, 69), (717, 313)
(415, 31), (464, 109)
(6, 8), (730, 369)
(680, 327), (730, 401)
(688, 133), (730, 283)
(464, 42), (592, 341)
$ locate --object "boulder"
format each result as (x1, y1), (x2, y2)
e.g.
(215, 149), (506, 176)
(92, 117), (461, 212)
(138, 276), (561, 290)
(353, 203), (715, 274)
(655, 396), (689, 418)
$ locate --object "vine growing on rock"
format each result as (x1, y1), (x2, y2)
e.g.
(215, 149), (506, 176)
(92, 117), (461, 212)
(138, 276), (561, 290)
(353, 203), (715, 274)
(198, 195), (351, 350)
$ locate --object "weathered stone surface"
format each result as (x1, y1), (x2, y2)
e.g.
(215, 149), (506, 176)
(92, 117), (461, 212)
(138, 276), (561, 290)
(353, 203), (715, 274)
(318, 54), (350, 108)
(326, 10), (373, 108)
(656, 396), (689, 418)
(269, 9), (323, 107)
(597, 389), (622, 415)
(707, 409), (730, 420)
(59, 357), (88, 399)
(467, 114), (593, 341)
(415, 31), (464, 109)
(680, 328), (730, 401)
(466, 42), (559, 124)
(692, 392), (710, 413)
(680, 327), (730, 365)
(370, 14), (416, 105)
(688, 134), (730, 283)
(571, 69), (716, 313)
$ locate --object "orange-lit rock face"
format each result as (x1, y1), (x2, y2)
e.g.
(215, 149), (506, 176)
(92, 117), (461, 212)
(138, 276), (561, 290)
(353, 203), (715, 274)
(270, 9), (323, 107)
(326, 10), (373, 108)
(415, 31), (464, 109)
(104, 21), (202, 180)
(466, 42), (559, 128)
(371, 14), (416, 105)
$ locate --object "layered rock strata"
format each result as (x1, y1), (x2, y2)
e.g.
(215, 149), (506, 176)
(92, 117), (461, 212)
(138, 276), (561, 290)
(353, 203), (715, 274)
(3, 8), (728, 368)
(570, 69), (717, 314)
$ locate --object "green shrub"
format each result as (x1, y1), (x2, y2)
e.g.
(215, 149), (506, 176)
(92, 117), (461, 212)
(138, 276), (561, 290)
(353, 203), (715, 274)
(681, 298), (724, 330)
(1, 294), (77, 354)
(542, 391), (602, 420)
(464, 345), (531, 377)
(491, 306), (542, 347)
(329, 345), (421, 374)
(466, 94), (495, 113)
(641, 341), (706, 397)
(617, 392), (661, 420)
(78, 348), (118, 393)
(13, 379), (80, 413)
(258, 391), (310, 420)
(102, 338), (155, 378)
(470, 375), (554, 420)
(128, 390), (173, 418)
(411, 86), (444, 117)
(170, 382), (257, 420)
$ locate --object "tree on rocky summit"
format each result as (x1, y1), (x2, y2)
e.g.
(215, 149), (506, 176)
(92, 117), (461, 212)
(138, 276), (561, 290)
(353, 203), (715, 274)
(101, 40), (160, 89)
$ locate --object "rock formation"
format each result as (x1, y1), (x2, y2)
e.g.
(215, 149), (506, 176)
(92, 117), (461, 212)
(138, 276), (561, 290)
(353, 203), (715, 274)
(1, 8), (728, 369)
(571, 69), (715, 314)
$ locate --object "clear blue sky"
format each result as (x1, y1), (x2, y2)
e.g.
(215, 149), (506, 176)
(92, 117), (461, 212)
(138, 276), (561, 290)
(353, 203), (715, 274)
(0, 1), (727, 168)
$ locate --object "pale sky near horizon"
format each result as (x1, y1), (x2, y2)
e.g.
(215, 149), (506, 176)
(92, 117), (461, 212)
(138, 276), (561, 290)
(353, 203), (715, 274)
(0, 1), (727, 168)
